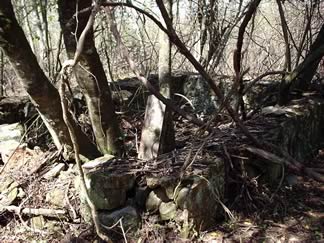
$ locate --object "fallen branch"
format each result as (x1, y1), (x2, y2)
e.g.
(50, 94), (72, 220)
(2, 206), (67, 219)
(246, 145), (324, 183)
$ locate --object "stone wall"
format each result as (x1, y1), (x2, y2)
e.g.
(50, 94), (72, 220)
(79, 152), (225, 236)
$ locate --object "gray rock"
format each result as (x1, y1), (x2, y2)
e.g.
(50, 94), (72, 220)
(146, 188), (169, 212)
(146, 176), (178, 189)
(43, 163), (66, 180)
(159, 202), (177, 221)
(0, 186), (18, 212)
(164, 182), (177, 200)
(82, 154), (115, 171)
(0, 178), (19, 213)
(183, 75), (216, 115)
(78, 155), (135, 210)
(99, 206), (140, 233)
(175, 176), (222, 230)
(0, 123), (24, 163)
(30, 216), (45, 230)
(0, 176), (14, 193)
(86, 174), (133, 210)
(45, 188), (65, 208)
(78, 172), (134, 210)
(135, 186), (149, 208)
(175, 186), (190, 209)
(146, 177), (160, 188)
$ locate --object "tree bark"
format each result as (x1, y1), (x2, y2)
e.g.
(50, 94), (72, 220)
(0, 0), (100, 159)
(57, 0), (123, 155)
(139, 0), (174, 159)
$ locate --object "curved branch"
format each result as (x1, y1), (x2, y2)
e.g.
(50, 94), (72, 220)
(72, 0), (102, 65)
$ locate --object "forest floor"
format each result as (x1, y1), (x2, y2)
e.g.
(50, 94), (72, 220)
(0, 111), (323, 242)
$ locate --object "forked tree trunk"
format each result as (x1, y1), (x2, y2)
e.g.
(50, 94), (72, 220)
(0, 0), (100, 159)
(57, 0), (123, 155)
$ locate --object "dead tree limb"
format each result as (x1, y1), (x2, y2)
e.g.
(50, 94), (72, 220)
(3, 206), (67, 219)
(246, 145), (324, 183)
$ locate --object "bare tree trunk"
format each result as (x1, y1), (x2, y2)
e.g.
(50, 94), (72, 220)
(157, 0), (175, 155)
(139, 0), (174, 160)
(57, 0), (123, 155)
(0, 0), (100, 159)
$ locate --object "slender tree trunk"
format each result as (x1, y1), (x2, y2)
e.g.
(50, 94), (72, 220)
(0, 0), (100, 159)
(158, 0), (175, 155)
(57, 0), (123, 155)
(276, 0), (292, 72)
(139, 0), (174, 159)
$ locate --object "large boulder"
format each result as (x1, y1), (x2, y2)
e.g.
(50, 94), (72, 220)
(174, 176), (222, 228)
(79, 155), (135, 210)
